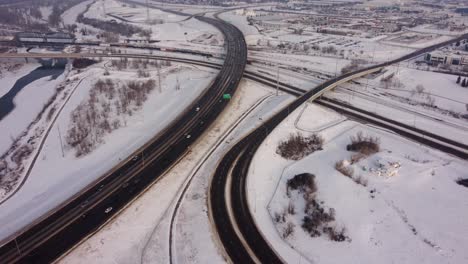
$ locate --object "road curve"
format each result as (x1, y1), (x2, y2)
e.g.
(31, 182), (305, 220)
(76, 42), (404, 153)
(0, 14), (247, 264)
(209, 33), (468, 263)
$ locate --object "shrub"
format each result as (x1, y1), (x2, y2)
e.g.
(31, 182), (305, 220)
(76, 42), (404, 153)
(72, 58), (97, 69)
(137, 69), (150, 78)
(287, 173), (316, 193)
(335, 160), (354, 178)
(346, 131), (380, 156)
(302, 201), (335, 237)
(287, 201), (296, 215)
(282, 222), (295, 239)
(341, 59), (366, 74)
(77, 15), (147, 37)
(66, 79), (155, 157)
(350, 152), (366, 164)
(323, 226), (348, 242)
(277, 133), (323, 160)
(457, 178), (468, 188)
(274, 211), (286, 223)
(354, 175), (368, 187)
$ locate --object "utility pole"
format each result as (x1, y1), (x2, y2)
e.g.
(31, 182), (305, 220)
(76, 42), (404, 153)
(102, 0), (106, 17)
(145, 0), (150, 22)
(157, 62), (162, 93)
(57, 125), (65, 158)
(276, 66), (280, 96)
(334, 57), (339, 77)
(175, 77), (180, 91)
(371, 44), (376, 65)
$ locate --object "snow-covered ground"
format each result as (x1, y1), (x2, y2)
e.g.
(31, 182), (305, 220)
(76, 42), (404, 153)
(84, 0), (224, 45)
(0, 60), (67, 154)
(326, 65), (468, 144)
(61, 0), (94, 26)
(0, 59), (217, 241)
(59, 79), (295, 263)
(0, 59), (41, 99)
(247, 102), (468, 264)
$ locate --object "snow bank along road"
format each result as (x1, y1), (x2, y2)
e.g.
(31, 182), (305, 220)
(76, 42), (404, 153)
(209, 33), (468, 264)
(0, 15), (247, 263)
(4, 46), (468, 262)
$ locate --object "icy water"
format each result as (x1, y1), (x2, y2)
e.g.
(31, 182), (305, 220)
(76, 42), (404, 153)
(0, 59), (66, 121)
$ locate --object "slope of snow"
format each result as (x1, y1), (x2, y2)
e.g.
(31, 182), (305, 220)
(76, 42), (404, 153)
(247, 102), (468, 264)
(0, 62), (217, 242)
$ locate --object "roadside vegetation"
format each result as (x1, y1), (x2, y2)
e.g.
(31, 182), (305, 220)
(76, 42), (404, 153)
(0, 0), (85, 32)
(77, 12), (151, 38)
(457, 178), (468, 188)
(72, 58), (97, 69)
(276, 173), (349, 242)
(66, 78), (156, 157)
(341, 59), (367, 74)
(334, 131), (380, 187)
(276, 133), (323, 160)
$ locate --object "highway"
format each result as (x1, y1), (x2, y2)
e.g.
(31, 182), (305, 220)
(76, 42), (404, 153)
(1, 18), (467, 263)
(5, 47), (468, 263)
(0, 14), (247, 263)
(209, 33), (468, 264)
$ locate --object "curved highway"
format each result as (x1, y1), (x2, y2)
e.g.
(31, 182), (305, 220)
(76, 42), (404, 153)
(209, 33), (468, 263)
(0, 14), (247, 264)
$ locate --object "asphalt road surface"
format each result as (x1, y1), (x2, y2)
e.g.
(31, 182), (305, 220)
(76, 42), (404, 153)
(0, 14), (247, 264)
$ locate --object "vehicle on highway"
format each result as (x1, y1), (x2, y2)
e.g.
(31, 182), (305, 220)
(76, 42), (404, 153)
(104, 207), (113, 214)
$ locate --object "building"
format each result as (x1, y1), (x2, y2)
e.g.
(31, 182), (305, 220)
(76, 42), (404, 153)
(425, 51), (468, 65)
(16, 32), (74, 44)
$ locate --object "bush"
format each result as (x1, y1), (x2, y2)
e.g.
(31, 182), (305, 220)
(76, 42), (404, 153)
(335, 160), (354, 177)
(287, 173), (316, 193)
(341, 59), (366, 74)
(277, 133), (323, 160)
(323, 226), (347, 242)
(350, 152), (366, 164)
(457, 178), (468, 188)
(355, 175), (368, 187)
(282, 222), (295, 239)
(77, 14), (147, 37)
(72, 58), (97, 69)
(346, 131), (380, 156)
(66, 79), (156, 157)
(302, 200), (336, 238)
(335, 160), (367, 187)
(287, 201), (296, 215)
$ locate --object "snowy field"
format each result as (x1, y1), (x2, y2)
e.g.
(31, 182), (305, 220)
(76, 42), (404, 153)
(84, 0), (224, 45)
(0, 59), (217, 241)
(326, 65), (468, 144)
(247, 102), (468, 264)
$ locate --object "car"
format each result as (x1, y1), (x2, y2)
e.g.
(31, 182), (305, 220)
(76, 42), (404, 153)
(80, 200), (89, 208)
(195, 107), (200, 112)
(105, 207), (113, 214)
(186, 134), (191, 139)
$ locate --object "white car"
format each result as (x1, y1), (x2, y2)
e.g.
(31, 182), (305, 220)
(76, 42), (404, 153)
(105, 207), (113, 214)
